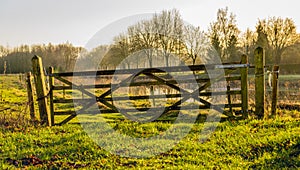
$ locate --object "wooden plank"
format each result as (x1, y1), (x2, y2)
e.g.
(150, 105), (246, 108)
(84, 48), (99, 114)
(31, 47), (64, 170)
(215, 64), (250, 69)
(54, 103), (242, 116)
(255, 47), (265, 119)
(49, 67), (55, 126)
(225, 76), (241, 81)
(227, 84), (233, 115)
(240, 54), (249, 118)
(51, 65), (205, 77)
(278, 103), (300, 111)
(271, 65), (279, 115)
(52, 75), (241, 91)
(53, 90), (241, 104)
(54, 98), (94, 103)
(50, 63), (242, 77)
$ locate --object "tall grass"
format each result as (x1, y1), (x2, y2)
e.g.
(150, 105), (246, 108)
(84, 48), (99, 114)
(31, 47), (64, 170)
(0, 75), (38, 130)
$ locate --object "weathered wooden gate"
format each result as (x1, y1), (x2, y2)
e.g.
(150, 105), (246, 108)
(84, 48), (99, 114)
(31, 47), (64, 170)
(31, 54), (252, 126)
(30, 47), (280, 126)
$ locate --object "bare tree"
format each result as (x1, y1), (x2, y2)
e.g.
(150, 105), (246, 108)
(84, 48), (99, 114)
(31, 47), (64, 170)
(128, 20), (157, 68)
(152, 9), (184, 66)
(184, 25), (210, 65)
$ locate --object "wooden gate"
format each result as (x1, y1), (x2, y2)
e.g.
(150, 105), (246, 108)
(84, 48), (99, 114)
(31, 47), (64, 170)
(30, 47), (281, 126)
(31, 54), (253, 126)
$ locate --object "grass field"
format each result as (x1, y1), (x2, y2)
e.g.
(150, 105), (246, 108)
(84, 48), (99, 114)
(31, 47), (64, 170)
(0, 75), (300, 169)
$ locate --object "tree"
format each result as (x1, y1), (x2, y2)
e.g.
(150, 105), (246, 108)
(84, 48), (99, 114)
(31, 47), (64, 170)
(281, 40), (300, 64)
(240, 28), (257, 63)
(102, 34), (134, 69)
(208, 7), (240, 61)
(258, 17), (298, 64)
(0, 45), (8, 58)
(78, 45), (108, 70)
(119, 9), (185, 68)
(0, 43), (82, 73)
(183, 25), (210, 65)
(152, 9), (185, 66)
(0, 46), (9, 74)
(128, 20), (157, 68)
(255, 20), (272, 63)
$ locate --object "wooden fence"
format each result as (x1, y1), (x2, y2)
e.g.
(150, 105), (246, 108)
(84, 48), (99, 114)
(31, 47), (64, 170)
(28, 47), (279, 126)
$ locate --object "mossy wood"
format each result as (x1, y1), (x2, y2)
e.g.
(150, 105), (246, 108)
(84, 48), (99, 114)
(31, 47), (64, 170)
(254, 47), (265, 119)
(31, 56), (51, 126)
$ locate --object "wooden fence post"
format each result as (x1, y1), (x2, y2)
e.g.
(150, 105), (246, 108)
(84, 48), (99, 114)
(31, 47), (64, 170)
(26, 72), (36, 121)
(226, 82), (233, 115)
(49, 67), (55, 126)
(32, 55), (51, 126)
(63, 84), (66, 99)
(240, 54), (249, 118)
(271, 65), (279, 115)
(254, 47), (265, 119)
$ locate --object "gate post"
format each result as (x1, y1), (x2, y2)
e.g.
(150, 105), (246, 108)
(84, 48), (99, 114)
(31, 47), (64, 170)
(271, 65), (279, 115)
(254, 47), (265, 119)
(26, 72), (36, 121)
(49, 67), (55, 126)
(240, 54), (249, 118)
(32, 55), (51, 126)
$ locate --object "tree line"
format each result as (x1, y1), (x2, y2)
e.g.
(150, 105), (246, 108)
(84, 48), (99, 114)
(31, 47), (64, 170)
(1, 7), (300, 74)
(0, 43), (84, 74)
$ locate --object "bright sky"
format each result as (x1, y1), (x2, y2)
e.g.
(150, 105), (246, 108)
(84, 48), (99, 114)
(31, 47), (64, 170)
(1, 0), (300, 47)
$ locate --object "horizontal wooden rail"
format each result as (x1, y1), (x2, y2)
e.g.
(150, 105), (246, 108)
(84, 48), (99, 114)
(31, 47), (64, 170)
(52, 76), (241, 90)
(53, 90), (241, 104)
(215, 64), (250, 69)
(248, 64), (273, 69)
(54, 103), (242, 116)
(49, 62), (244, 77)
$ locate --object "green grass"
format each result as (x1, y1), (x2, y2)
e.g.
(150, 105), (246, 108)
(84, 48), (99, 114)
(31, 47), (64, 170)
(1, 118), (300, 169)
(0, 75), (300, 169)
(278, 75), (300, 81)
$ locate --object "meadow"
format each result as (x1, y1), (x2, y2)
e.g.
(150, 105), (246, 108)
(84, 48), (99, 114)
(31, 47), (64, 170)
(0, 75), (300, 169)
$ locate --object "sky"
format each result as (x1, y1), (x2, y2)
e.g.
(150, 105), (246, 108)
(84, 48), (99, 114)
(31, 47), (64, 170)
(1, 0), (300, 48)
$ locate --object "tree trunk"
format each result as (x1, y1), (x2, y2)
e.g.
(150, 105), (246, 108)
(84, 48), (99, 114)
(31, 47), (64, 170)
(274, 50), (282, 65)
